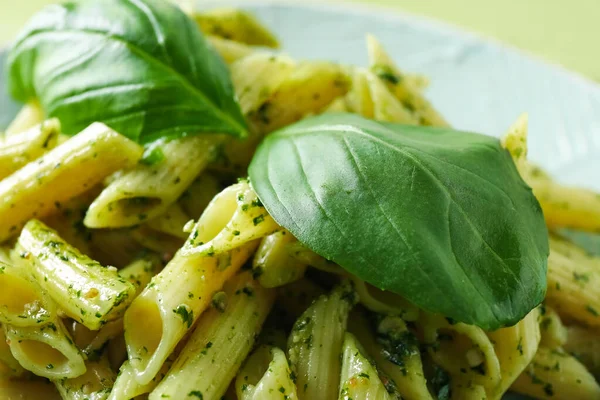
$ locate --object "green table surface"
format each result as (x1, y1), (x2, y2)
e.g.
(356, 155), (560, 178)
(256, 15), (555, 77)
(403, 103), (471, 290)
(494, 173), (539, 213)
(1, 0), (599, 81)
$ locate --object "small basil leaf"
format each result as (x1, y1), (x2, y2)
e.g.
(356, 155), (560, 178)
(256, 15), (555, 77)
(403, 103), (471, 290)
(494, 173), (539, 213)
(249, 113), (549, 330)
(6, 0), (247, 143)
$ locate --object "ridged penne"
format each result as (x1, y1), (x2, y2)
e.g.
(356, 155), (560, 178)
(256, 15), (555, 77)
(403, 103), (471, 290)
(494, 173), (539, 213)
(288, 281), (358, 400)
(339, 332), (393, 400)
(18, 220), (136, 330)
(149, 272), (275, 400)
(248, 61), (351, 133)
(0, 123), (143, 242)
(84, 135), (222, 228)
(235, 346), (297, 400)
(419, 312), (501, 392)
(486, 308), (541, 399)
(252, 230), (307, 288)
(145, 203), (190, 240)
(564, 325), (600, 378)
(124, 183), (261, 384)
(0, 261), (55, 327)
(538, 305), (567, 349)
(3, 319), (85, 379)
(348, 311), (431, 400)
(0, 119), (60, 180)
(545, 243), (600, 329)
(512, 347), (600, 399)
(366, 34), (448, 127)
(0, 326), (27, 378)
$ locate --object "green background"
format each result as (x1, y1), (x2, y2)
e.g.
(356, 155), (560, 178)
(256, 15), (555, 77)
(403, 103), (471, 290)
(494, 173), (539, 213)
(1, 0), (598, 81)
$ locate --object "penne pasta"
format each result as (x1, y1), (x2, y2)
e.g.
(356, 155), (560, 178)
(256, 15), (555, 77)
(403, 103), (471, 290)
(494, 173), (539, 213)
(0, 326), (27, 378)
(512, 347), (600, 399)
(339, 332), (393, 400)
(0, 261), (56, 327)
(252, 230), (307, 288)
(486, 308), (541, 399)
(366, 34), (448, 127)
(235, 346), (297, 400)
(178, 173), (222, 219)
(564, 325), (600, 378)
(545, 244), (600, 329)
(0, 119), (60, 180)
(124, 183), (261, 384)
(288, 281), (358, 400)
(149, 272), (275, 399)
(419, 312), (501, 392)
(0, 122), (143, 242)
(18, 220), (137, 330)
(85, 135), (222, 228)
(4, 319), (85, 379)
(145, 203), (190, 239)
(348, 310), (431, 400)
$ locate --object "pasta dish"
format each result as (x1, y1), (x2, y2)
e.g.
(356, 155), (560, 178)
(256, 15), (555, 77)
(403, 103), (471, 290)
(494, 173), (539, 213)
(0, 1), (599, 399)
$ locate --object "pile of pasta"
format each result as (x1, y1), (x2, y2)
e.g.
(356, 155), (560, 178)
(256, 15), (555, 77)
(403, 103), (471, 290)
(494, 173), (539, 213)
(1, 8), (600, 400)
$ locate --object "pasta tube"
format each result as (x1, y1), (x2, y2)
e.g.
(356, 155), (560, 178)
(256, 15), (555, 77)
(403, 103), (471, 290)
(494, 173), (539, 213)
(502, 114), (600, 231)
(0, 119), (60, 180)
(249, 61), (350, 133)
(288, 281), (358, 400)
(124, 183), (260, 384)
(84, 135), (222, 228)
(366, 34), (448, 127)
(3, 319), (85, 379)
(53, 356), (115, 400)
(512, 347), (600, 399)
(231, 53), (296, 115)
(365, 68), (418, 124)
(178, 173), (222, 219)
(149, 272), (275, 400)
(351, 278), (419, 321)
(0, 327), (27, 378)
(0, 122), (143, 242)
(253, 230), (307, 288)
(0, 261), (55, 327)
(564, 325), (600, 378)
(18, 220), (136, 330)
(538, 305), (567, 349)
(182, 182), (279, 257)
(419, 312), (501, 391)
(545, 245), (600, 329)
(339, 332), (393, 400)
(145, 203), (190, 239)
(235, 346), (297, 400)
(486, 308), (541, 399)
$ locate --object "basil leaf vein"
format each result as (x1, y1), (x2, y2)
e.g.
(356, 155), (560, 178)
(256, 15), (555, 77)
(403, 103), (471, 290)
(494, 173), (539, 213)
(249, 113), (549, 329)
(6, 0), (247, 143)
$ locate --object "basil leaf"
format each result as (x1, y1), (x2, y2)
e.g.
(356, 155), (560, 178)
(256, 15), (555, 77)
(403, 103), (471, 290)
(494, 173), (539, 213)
(249, 113), (548, 329)
(6, 0), (246, 143)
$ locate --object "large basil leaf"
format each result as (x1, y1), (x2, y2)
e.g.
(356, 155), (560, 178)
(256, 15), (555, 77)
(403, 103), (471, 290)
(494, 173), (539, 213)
(6, 0), (246, 143)
(249, 113), (548, 329)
